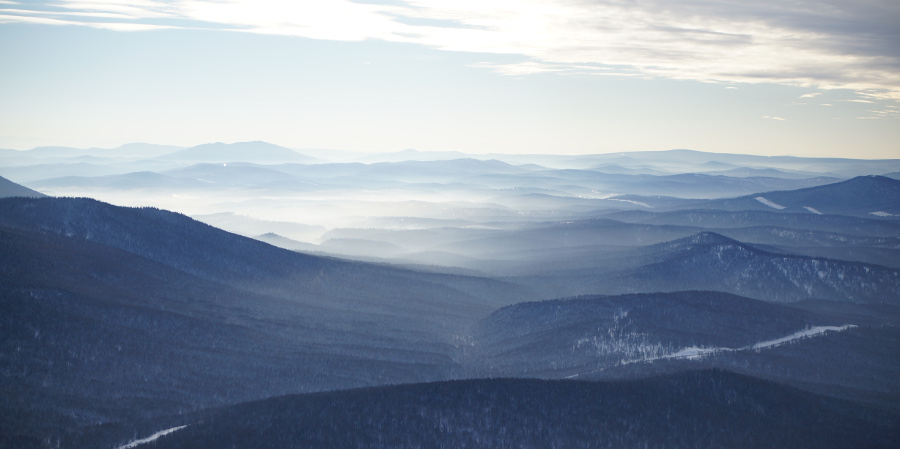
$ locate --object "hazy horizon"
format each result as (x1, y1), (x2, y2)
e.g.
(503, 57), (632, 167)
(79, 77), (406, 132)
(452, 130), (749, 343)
(3, 140), (900, 161)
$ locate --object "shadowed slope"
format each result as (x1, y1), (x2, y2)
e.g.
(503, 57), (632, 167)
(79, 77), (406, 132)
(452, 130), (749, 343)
(81, 370), (899, 449)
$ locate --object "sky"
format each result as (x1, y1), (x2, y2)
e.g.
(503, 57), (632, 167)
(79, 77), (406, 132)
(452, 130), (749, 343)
(1, 0), (898, 158)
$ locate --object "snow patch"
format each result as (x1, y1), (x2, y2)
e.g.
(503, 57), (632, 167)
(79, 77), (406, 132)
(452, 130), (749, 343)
(870, 211), (894, 217)
(803, 206), (823, 215)
(755, 196), (786, 210)
(117, 426), (189, 449)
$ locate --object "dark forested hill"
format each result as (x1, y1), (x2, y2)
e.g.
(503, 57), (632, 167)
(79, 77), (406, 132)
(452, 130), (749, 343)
(78, 370), (899, 449)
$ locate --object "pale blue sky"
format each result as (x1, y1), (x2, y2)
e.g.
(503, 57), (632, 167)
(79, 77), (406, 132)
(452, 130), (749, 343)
(1, 0), (898, 158)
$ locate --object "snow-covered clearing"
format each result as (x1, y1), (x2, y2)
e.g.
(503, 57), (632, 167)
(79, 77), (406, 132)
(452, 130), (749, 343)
(755, 196), (786, 210)
(803, 206), (823, 215)
(117, 425), (189, 449)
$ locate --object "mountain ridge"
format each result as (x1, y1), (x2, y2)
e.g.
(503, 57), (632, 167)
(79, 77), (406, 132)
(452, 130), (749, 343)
(0, 175), (45, 198)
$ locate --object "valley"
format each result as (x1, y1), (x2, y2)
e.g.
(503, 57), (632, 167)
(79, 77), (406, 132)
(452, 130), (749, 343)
(1, 143), (899, 448)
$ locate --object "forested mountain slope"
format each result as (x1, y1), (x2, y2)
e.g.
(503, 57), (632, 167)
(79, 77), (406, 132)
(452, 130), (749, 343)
(76, 370), (899, 449)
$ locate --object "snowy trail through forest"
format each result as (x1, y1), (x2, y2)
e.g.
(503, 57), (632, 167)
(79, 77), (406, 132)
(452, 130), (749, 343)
(567, 325), (857, 379)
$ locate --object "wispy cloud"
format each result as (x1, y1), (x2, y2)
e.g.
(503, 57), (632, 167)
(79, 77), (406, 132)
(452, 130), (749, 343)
(762, 116), (786, 121)
(2, 0), (899, 99)
(858, 107), (900, 119)
(799, 93), (821, 98)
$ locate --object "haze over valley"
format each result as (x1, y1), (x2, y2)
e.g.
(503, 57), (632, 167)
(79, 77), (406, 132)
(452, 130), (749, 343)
(1, 142), (899, 448)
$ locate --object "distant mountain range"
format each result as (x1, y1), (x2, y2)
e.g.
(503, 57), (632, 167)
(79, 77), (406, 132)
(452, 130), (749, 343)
(4, 141), (900, 174)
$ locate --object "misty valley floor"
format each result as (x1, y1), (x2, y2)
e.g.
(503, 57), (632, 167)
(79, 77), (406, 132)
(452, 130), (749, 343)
(1, 145), (899, 448)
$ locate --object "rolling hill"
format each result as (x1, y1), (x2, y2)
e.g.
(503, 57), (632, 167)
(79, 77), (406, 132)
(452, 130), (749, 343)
(74, 370), (900, 449)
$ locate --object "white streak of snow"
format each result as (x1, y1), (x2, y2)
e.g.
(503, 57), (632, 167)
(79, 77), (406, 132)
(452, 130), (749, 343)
(747, 325), (856, 350)
(803, 206), (823, 215)
(870, 211), (894, 217)
(117, 425), (189, 449)
(755, 196), (786, 210)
